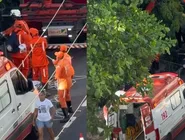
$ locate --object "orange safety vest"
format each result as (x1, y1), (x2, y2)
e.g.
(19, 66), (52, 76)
(55, 58), (74, 79)
(64, 53), (72, 64)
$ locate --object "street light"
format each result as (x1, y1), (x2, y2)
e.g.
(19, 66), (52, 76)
(68, 35), (72, 38)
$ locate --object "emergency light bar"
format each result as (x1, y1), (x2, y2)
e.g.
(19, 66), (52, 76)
(0, 51), (3, 56)
(178, 79), (183, 85)
(5, 62), (11, 71)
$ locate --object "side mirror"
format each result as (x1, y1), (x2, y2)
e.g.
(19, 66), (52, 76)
(27, 79), (34, 91)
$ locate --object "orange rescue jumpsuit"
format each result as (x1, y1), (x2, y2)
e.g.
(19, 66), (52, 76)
(54, 52), (74, 108)
(11, 30), (32, 77)
(30, 28), (49, 85)
(59, 45), (75, 112)
(8, 20), (32, 78)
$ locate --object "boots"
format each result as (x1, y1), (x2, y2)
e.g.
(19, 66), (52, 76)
(60, 108), (69, 123)
(56, 102), (61, 108)
(67, 101), (74, 113)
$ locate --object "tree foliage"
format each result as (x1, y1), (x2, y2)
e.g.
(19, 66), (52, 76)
(152, 0), (185, 38)
(87, 0), (176, 137)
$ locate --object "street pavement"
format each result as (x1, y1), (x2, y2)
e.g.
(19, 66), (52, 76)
(175, 129), (185, 140)
(42, 48), (87, 140)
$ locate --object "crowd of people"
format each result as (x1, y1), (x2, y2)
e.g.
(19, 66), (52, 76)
(3, 19), (75, 140)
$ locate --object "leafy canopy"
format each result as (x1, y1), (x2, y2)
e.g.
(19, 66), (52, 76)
(152, 0), (185, 38)
(87, 0), (176, 136)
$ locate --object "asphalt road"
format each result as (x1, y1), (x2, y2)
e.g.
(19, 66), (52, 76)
(42, 48), (87, 140)
(175, 129), (185, 140)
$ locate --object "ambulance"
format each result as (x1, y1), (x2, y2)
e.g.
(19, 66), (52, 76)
(118, 72), (185, 140)
(0, 53), (38, 140)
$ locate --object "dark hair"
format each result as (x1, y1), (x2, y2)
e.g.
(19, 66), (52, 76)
(40, 90), (46, 96)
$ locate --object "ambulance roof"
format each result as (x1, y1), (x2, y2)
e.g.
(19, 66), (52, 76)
(0, 56), (15, 77)
(121, 72), (183, 107)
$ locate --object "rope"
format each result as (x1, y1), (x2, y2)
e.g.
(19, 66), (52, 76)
(1, 0), (67, 138)
(55, 95), (87, 139)
(40, 23), (86, 91)
(10, 0), (66, 79)
(1, 21), (87, 139)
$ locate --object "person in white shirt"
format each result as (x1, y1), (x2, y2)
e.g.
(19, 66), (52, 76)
(33, 91), (56, 140)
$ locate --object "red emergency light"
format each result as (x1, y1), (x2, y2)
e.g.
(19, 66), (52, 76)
(0, 51), (4, 56)
(5, 62), (11, 71)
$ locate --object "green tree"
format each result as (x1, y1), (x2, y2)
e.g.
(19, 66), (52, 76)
(151, 0), (185, 38)
(87, 0), (176, 138)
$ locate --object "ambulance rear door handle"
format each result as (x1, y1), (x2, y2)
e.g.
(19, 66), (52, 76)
(12, 109), (15, 113)
(13, 121), (18, 129)
(17, 103), (21, 110)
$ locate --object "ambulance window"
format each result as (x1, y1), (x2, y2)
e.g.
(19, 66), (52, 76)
(183, 89), (185, 99)
(170, 91), (182, 110)
(0, 103), (2, 112)
(10, 70), (28, 95)
(0, 81), (11, 113)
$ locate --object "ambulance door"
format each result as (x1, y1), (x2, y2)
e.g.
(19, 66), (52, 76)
(170, 90), (184, 131)
(181, 86), (185, 117)
(140, 103), (156, 140)
(0, 79), (19, 140)
(9, 70), (36, 130)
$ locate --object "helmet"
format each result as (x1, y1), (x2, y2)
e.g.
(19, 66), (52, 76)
(14, 20), (30, 34)
(30, 28), (39, 37)
(60, 45), (68, 52)
(55, 51), (64, 59)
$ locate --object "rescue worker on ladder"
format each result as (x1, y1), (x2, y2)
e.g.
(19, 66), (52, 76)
(29, 28), (49, 89)
(53, 51), (74, 123)
(6, 20), (32, 78)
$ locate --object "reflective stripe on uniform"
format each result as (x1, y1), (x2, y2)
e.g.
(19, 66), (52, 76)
(43, 68), (46, 77)
(19, 34), (22, 44)
(42, 41), (45, 52)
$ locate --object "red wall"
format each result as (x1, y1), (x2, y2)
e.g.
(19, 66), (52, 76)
(23, 0), (30, 3)
(27, 22), (43, 31)
(71, 0), (86, 4)
(24, 0), (86, 4)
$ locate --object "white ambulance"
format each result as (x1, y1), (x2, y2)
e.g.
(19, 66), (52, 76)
(118, 72), (185, 140)
(0, 54), (38, 140)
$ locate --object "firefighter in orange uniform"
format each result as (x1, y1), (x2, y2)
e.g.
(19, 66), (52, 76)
(53, 51), (74, 123)
(59, 45), (74, 113)
(9, 20), (32, 78)
(59, 45), (72, 64)
(29, 28), (49, 89)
